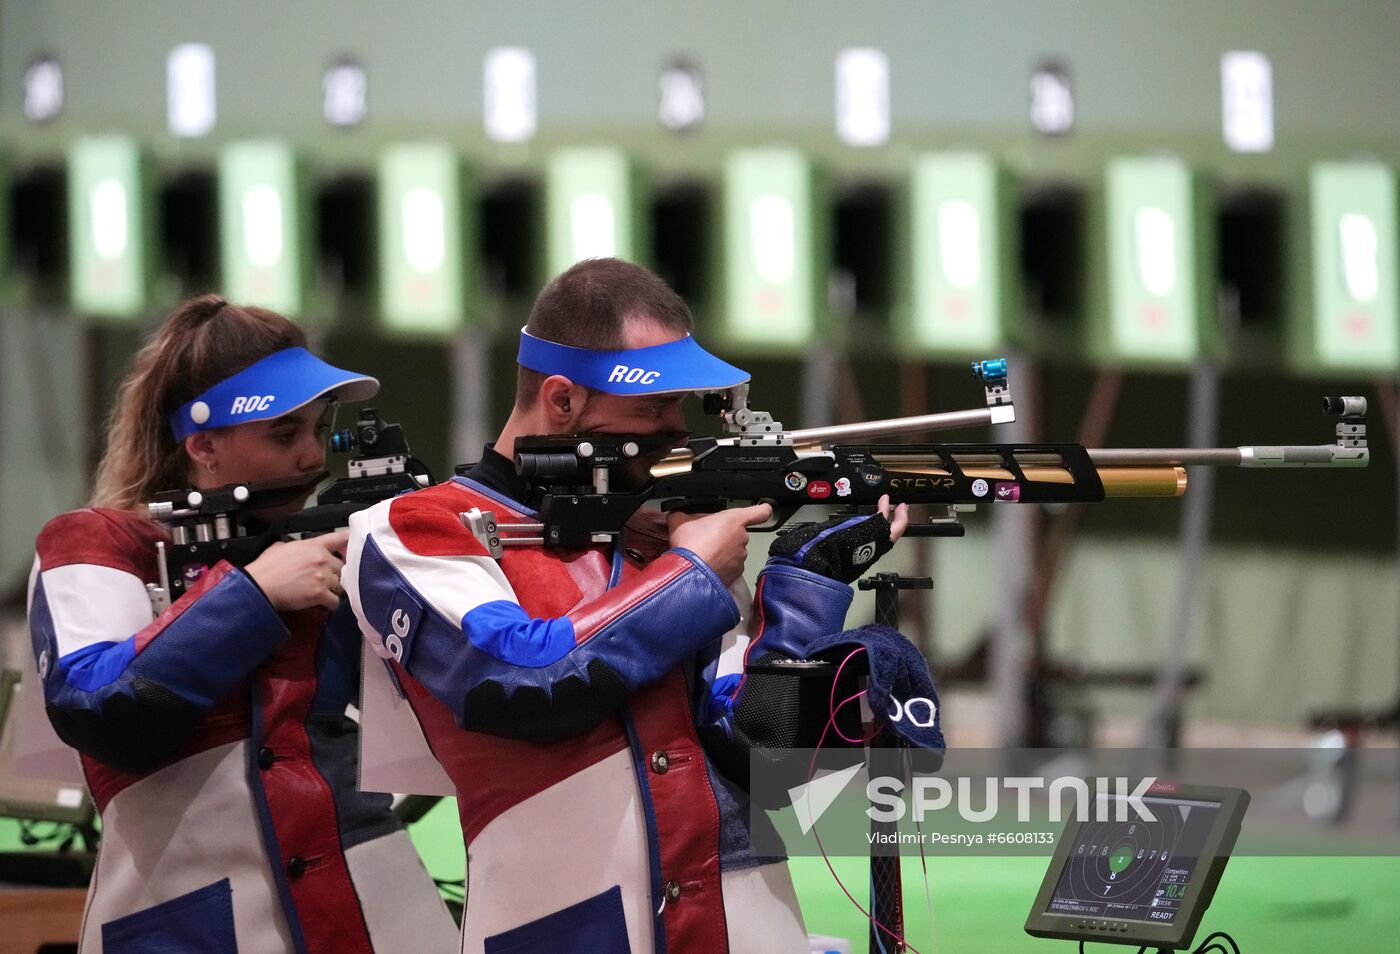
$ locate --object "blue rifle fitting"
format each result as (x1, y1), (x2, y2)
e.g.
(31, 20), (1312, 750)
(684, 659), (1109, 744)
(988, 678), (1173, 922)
(971, 357), (1008, 383)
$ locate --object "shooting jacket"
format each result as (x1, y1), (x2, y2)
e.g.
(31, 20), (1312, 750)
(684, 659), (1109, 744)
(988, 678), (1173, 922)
(27, 507), (457, 954)
(344, 462), (857, 954)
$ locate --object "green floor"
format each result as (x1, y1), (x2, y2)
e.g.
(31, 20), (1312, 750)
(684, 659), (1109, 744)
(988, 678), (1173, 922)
(401, 801), (1400, 954)
(7, 808), (1399, 952)
(790, 856), (1400, 953)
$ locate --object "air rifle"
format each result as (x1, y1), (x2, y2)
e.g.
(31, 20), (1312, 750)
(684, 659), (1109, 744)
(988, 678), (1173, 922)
(461, 359), (1368, 554)
(145, 407), (431, 613)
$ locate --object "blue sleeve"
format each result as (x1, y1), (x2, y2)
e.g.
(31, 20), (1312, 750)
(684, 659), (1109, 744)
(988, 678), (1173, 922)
(698, 561), (853, 727)
(695, 561), (861, 795)
(352, 535), (742, 743)
(29, 563), (288, 773)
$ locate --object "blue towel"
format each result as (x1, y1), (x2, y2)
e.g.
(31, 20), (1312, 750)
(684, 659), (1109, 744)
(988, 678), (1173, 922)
(807, 623), (947, 755)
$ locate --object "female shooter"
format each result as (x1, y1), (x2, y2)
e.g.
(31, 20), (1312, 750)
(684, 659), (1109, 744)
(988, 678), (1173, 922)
(26, 295), (457, 953)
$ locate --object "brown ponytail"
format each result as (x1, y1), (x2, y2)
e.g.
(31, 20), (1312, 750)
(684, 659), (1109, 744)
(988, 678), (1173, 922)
(89, 294), (308, 510)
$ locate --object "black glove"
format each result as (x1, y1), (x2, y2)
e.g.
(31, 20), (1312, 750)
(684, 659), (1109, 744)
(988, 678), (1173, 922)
(767, 511), (894, 584)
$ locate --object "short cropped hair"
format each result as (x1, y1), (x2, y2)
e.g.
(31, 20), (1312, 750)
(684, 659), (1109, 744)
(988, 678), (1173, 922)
(515, 258), (693, 409)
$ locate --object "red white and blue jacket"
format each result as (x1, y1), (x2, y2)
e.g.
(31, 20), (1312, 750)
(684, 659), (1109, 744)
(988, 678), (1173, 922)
(27, 507), (458, 954)
(344, 464), (856, 954)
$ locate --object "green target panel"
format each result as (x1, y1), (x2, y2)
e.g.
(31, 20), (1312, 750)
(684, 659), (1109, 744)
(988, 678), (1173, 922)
(546, 147), (646, 277)
(722, 149), (825, 352)
(903, 152), (1018, 355)
(1103, 157), (1216, 365)
(68, 136), (153, 320)
(1303, 162), (1398, 373)
(219, 141), (310, 316)
(378, 143), (473, 336)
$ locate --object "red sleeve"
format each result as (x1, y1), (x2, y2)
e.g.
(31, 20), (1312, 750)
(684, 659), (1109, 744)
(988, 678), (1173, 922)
(35, 508), (161, 578)
(388, 489), (492, 558)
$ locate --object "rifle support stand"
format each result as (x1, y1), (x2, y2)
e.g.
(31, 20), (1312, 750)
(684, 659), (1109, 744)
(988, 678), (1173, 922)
(856, 572), (932, 954)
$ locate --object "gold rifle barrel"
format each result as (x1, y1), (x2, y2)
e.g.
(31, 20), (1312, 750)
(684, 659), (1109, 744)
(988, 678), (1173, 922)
(1099, 466), (1187, 497)
(652, 455), (1187, 497)
(881, 464), (1186, 495)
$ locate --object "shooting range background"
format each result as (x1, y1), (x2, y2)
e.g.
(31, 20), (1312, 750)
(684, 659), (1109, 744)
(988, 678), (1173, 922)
(0, 1), (1397, 949)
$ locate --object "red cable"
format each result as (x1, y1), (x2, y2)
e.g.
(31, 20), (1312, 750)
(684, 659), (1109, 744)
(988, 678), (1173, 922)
(797, 647), (926, 954)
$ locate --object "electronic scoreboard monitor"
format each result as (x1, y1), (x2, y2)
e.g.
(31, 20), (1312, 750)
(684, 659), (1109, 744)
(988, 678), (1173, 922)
(1025, 782), (1249, 950)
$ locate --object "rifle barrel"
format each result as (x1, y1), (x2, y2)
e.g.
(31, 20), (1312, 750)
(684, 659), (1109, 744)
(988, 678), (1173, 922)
(1089, 448), (1243, 466)
(900, 463), (1186, 496)
(795, 406), (1013, 442)
(662, 407), (1017, 459)
(1100, 467), (1188, 497)
(788, 406), (1015, 445)
(1088, 445), (1365, 467)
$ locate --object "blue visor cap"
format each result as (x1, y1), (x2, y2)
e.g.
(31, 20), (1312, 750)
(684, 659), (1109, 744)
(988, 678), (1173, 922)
(517, 330), (749, 396)
(169, 347), (380, 441)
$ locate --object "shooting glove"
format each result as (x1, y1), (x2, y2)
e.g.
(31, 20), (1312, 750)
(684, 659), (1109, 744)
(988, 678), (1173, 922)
(767, 512), (894, 584)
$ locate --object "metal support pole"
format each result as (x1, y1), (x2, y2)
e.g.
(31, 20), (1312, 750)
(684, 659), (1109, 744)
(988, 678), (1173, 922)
(83, 324), (107, 480)
(1027, 369), (1124, 634)
(451, 328), (491, 468)
(899, 360), (932, 657)
(991, 351), (1037, 748)
(859, 573), (930, 954)
(1143, 360), (1220, 748)
(1380, 380), (1400, 825)
(1376, 383), (1400, 727)
(806, 267), (855, 431)
(1393, 382), (1400, 826)
(801, 340), (837, 430)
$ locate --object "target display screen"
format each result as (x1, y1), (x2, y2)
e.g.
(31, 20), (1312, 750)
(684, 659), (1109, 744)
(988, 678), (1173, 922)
(1045, 794), (1220, 924)
(1026, 783), (1247, 949)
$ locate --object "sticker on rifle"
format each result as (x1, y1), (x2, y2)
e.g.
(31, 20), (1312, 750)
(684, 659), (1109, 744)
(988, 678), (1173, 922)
(994, 482), (1021, 501)
(971, 478), (989, 498)
(834, 477), (852, 497)
(784, 471), (808, 492)
(807, 481), (832, 499)
(183, 564), (210, 584)
(859, 464), (883, 486)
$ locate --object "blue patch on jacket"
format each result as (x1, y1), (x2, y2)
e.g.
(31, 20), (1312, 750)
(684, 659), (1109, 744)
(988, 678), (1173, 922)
(57, 638), (136, 692)
(463, 600), (578, 668)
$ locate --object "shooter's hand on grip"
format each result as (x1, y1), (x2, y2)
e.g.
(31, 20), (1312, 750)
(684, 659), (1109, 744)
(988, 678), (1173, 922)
(667, 503), (774, 587)
(767, 495), (909, 584)
(245, 529), (349, 612)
